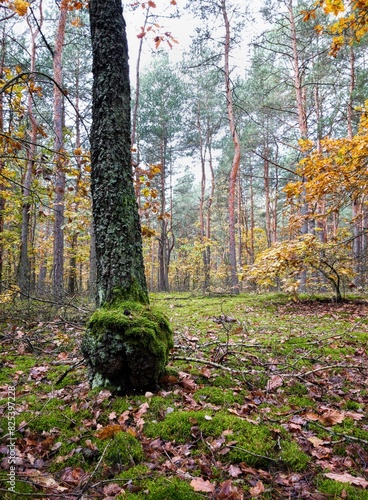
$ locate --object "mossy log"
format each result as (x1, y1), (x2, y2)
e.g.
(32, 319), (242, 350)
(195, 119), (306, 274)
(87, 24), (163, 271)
(81, 301), (173, 393)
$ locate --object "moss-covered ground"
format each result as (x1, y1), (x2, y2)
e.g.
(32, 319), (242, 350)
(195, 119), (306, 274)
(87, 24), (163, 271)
(0, 293), (368, 498)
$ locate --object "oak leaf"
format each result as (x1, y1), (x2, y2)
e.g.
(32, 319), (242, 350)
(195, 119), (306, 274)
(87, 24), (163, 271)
(307, 436), (326, 448)
(324, 472), (368, 488)
(249, 480), (265, 497)
(319, 409), (345, 425)
(190, 477), (215, 493)
(266, 375), (283, 391)
(95, 424), (121, 440)
(217, 479), (244, 499)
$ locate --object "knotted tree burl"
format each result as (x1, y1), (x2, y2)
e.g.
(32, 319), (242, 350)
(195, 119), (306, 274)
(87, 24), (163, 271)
(81, 0), (173, 393)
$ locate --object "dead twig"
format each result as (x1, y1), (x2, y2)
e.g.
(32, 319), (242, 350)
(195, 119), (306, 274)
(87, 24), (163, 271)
(172, 355), (247, 374)
(55, 359), (85, 385)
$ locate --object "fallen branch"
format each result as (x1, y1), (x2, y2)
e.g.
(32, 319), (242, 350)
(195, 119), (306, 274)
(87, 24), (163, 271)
(75, 442), (111, 499)
(55, 359), (85, 385)
(282, 364), (366, 380)
(312, 421), (368, 445)
(172, 355), (245, 374)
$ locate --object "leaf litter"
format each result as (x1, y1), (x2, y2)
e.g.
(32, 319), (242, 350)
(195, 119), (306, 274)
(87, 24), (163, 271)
(0, 294), (367, 498)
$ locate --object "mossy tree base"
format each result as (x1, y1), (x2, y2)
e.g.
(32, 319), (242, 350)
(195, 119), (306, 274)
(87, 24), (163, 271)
(81, 301), (173, 394)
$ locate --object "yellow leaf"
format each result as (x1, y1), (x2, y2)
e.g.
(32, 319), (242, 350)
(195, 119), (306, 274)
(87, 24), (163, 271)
(12, 0), (29, 16)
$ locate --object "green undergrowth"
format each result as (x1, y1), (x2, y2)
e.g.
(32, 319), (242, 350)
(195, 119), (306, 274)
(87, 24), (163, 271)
(118, 477), (205, 499)
(1, 292), (367, 498)
(144, 409), (310, 470)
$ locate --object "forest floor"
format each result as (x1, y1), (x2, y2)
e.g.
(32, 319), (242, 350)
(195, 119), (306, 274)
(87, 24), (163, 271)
(0, 292), (368, 499)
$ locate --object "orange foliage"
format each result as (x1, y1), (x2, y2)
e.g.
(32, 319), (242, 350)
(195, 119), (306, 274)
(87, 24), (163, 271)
(284, 101), (368, 212)
(305, 1), (368, 55)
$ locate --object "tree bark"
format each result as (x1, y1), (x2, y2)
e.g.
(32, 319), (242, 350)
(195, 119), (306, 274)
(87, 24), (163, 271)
(288, 0), (308, 291)
(52, 0), (68, 303)
(82, 0), (172, 394)
(221, 0), (241, 294)
(89, 0), (148, 306)
(18, 9), (41, 295)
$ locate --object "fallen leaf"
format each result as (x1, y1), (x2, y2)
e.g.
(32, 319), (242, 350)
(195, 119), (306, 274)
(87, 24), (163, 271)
(346, 411), (364, 421)
(217, 479), (244, 499)
(304, 412), (320, 421)
(190, 477), (215, 493)
(307, 436), (326, 448)
(135, 402), (149, 419)
(95, 424), (121, 440)
(29, 366), (49, 380)
(319, 409), (345, 426)
(249, 480), (265, 497)
(103, 483), (123, 496)
(266, 375), (283, 391)
(324, 472), (368, 488)
(96, 389), (111, 403)
(229, 464), (242, 477)
(25, 471), (68, 491)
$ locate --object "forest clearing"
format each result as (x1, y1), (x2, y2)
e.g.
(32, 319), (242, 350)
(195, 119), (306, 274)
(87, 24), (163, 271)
(1, 292), (368, 499)
(2, 0), (368, 498)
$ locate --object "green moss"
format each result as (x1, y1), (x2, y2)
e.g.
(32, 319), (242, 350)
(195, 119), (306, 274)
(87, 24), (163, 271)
(288, 382), (309, 396)
(193, 386), (238, 406)
(144, 410), (309, 471)
(317, 478), (368, 499)
(343, 400), (362, 411)
(0, 480), (36, 497)
(145, 410), (196, 443)
(104, 431), (144, 466)
(211, 374), (237, 388)
(288, 395), (316, 408)
(279, 440), (310, 471)
(120, 477), (204, 499)
(81, 300), (173, 393)
(117, 464), (149, 480)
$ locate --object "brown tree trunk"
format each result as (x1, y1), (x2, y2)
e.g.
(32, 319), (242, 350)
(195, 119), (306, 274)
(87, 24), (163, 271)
(52, 0), (68, 303)
(263, 145), (272, 247)
(221, 0), (241, 294)
(18, 10), (42, 295)
(68, 54), (82, 296)
(158, 137), (169, 291)
(347, 45), (362, 285)
(288, 0), (309, 291)
(205, 140), (215, 286)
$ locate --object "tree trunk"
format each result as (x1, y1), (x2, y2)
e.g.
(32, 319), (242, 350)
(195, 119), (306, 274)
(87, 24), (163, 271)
(158, 137), (169, 291)
(82, 0), (173, 393)
(52, 0), (68, 303)
(18, 12), (41, 295)
(288, 0), (308, 291)
(89, 0), (148, 305)
(221, 0), (241, 294)
(205, 139), (215, 290)
(68, 55), (82, 297)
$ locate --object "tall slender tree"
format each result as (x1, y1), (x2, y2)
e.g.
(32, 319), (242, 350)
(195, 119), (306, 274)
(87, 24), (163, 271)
(52, 0), (68, 303)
